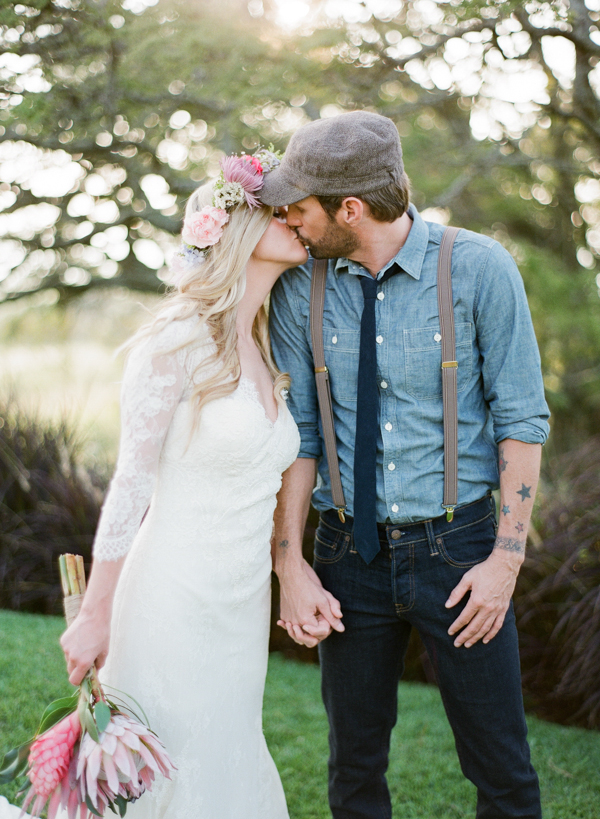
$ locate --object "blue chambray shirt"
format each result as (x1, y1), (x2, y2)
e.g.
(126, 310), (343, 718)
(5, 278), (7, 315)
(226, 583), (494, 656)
(269, 205), (550, 524)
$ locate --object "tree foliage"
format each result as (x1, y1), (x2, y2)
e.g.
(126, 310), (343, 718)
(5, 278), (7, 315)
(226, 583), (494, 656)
(1, 0), (599, 446)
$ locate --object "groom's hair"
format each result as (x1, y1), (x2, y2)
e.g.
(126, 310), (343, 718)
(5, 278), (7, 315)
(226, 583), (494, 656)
(315, 171), (411, 224)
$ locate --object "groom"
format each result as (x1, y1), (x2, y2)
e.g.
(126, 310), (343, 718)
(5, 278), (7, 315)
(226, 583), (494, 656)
(263, 111), (549, 819)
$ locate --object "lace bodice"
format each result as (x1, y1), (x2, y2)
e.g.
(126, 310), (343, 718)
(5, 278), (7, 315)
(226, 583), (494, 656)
(93, 316), (297, 562)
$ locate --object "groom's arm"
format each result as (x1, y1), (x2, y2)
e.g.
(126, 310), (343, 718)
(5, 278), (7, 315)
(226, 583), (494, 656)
(273, 458), (344, 647)
(269, 268), (344, 646)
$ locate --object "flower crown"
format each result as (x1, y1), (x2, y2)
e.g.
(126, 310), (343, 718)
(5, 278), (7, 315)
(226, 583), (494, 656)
(170, 148), (282, 283)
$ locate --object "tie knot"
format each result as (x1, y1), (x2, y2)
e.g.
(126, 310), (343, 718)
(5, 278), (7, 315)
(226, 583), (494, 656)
(359, 263), (401, 300)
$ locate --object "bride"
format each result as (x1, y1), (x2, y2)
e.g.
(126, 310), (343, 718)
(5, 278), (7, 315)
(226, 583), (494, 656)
(6, 151), (312, 819)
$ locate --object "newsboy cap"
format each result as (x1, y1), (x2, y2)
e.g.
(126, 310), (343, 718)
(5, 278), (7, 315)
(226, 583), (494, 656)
(259, 111), (404, 207)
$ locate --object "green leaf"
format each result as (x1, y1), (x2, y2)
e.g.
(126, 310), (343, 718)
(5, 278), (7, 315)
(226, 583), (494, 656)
(114, 794), (128, 817)
(83, 706), (99, 743)
(77, 694), (88, 739)
(94, 701), (111, 734)
(85, 794), (103, 817)
(80, 676), (92, 700)
(0, 742), (32, 784)
(37, 693), (78, 735)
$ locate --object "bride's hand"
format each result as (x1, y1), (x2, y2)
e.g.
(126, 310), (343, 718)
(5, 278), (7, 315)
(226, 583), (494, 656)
(60, 611), (110, 686)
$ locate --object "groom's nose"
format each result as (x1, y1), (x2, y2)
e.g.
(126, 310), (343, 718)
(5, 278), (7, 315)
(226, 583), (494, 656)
(286, 206), (301, 227)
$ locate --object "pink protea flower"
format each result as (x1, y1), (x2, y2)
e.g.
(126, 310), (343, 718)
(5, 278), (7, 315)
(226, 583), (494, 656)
(182, 206), (229, 248)
(27, 711), (80, 799)
(76, 712), (176, 812)
(220, 154), (264, 209)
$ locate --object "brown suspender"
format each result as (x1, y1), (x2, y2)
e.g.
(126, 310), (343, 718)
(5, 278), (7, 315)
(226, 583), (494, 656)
(309, 258), (347, 522)
(309, 226), (461, 524)
(437, 226), (460, 520)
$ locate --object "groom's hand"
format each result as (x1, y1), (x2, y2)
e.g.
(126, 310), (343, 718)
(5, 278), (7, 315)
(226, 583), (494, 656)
(277, 559), (344, 647)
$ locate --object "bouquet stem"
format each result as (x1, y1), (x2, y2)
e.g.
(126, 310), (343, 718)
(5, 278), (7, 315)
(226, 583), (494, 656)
(59, 554), (102, 701)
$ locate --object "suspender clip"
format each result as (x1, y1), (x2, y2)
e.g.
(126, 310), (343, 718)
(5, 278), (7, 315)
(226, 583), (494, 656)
(315, 365), (328, 374)
(443, 505), (455, 522)
(337, 507), (346, 523)
(441, 361), (458, 369)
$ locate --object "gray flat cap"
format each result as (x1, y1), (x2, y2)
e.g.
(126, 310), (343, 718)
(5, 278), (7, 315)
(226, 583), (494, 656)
(259, 111), (403, 207)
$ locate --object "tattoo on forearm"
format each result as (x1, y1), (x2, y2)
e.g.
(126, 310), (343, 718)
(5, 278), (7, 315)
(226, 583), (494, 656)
(516, 484), (531, 502)
(499, 447), (508, 473)
(515, 522), (524, 533)
(502, 505), (510, 516)
(279, 539), (289, 549)
(495, 536), (525, 554)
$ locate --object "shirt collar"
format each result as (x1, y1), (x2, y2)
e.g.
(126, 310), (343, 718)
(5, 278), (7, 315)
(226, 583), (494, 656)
(333, 203), (428, 281)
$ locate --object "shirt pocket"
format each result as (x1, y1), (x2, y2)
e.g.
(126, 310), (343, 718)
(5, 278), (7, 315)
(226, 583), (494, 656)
(324, 328), (360, 402)
(404, 321), (473, 400)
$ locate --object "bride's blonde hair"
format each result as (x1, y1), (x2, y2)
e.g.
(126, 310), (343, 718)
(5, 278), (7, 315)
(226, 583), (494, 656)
(129, 181), (290, 418)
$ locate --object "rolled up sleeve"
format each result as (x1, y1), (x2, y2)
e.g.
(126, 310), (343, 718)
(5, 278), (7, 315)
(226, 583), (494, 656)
(474, 241), (550, 445)
(270, 268), (322, 459)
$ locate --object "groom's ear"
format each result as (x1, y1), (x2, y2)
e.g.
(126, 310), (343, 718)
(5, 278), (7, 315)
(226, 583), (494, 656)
(338, 197), (365, 228)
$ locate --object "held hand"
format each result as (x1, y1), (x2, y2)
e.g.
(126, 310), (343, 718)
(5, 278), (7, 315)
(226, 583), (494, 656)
(277, 559), (344, 647)
(60, 611), (110, 686)
(445, 549), (522, 648)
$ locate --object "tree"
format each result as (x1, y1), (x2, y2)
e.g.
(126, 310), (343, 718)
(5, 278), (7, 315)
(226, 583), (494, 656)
(0, 0), (298, 299)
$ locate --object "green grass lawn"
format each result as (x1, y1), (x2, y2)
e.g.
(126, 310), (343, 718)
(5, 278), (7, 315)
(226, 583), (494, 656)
(1, 611), (600, 818)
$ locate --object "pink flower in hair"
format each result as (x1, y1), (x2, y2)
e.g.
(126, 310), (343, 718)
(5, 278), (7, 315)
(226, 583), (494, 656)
(220, 155), (264, 209)
(182, 206), (229, 249)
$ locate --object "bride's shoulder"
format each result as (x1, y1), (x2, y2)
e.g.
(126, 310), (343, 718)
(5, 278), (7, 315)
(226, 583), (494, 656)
(128, 313), (211, 365)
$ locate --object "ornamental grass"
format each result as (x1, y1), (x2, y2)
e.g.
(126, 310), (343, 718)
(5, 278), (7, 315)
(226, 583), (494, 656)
(515, 436), (600, 729)
(0, 397), (106, 614)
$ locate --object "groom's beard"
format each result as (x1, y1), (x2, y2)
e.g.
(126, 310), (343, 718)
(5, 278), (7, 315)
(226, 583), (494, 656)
(300, 218), (360, 259)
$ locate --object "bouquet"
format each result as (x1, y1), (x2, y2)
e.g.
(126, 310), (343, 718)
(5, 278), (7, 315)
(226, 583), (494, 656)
(0, 554), (175, 818)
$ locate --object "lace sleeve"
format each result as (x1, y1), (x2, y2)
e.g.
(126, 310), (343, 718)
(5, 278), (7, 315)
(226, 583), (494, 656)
(93, 322), (194, 562)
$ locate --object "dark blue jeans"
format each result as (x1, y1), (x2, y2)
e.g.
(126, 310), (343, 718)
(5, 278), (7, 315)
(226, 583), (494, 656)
(314, 495), (541, 819)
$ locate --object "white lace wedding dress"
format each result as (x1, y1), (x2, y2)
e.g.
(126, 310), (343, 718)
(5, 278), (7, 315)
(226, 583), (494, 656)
(0, 315), (299, 819)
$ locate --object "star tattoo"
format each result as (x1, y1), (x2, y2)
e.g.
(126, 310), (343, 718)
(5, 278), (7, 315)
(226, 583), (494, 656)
(502, 505), (510, 516)
(517, 484), (532, 502)
(515, 522), (524, 533)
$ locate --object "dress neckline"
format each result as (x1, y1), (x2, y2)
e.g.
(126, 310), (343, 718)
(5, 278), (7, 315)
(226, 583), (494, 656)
(238, 376), (281, 427)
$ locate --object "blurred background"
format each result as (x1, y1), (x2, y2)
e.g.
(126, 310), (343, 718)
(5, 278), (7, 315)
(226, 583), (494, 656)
(0, 0), (599, 728)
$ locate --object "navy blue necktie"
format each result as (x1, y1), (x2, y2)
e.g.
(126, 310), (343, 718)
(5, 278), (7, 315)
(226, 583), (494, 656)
(353, 265), (400, 563)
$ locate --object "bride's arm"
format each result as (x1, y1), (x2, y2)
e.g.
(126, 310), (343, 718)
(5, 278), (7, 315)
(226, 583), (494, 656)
(60, 330), (188, 685)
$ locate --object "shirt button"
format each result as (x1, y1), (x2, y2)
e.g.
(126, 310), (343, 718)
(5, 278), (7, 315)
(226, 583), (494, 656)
(391, 503), (399, 513)
(377, 292), (385, 301)
(385, 422), (392, 431)
(388, 462), (395, 471)
(434, 332), (442, 343)
(380, 381), (388, 389)
(332, 335), (337, 344)
(376, 335), (383, 344)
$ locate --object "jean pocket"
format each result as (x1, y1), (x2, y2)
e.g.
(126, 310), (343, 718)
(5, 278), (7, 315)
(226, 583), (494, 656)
(436, 511), (496, 568)
(314, 519), (350, 564)
(404, 322), (473, 400)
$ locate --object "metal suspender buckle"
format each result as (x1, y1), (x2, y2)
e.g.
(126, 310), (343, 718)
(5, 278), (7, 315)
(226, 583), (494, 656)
(337, 507), (346, 523)
(441, 361), (458, 369)
(314, 365), (328, 373)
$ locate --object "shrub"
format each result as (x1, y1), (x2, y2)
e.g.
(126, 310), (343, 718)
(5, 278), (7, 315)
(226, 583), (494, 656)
(515, 436), (600, 729)
(0, 398), (106, 614)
